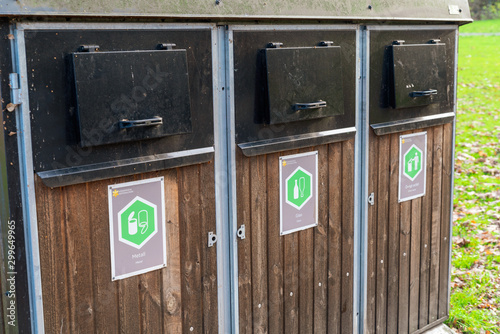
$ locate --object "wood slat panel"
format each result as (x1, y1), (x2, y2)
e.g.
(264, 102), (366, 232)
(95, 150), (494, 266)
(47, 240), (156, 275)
(35, 177), (70, 333)
(438, 123), (453, 319)
(178, 165), (203, 333)
(64, 183), (95, 332)
(341, 139), (355, 334)
(89, 179), (119, 332)
(429, 126), (443, 323)
(162, 169), (183, 333)
(284, 228), (299, 334)
(366, 130), (379, 334)
(398, 199), (411, 334)
(313, 144), (329, 334)
(236, 148), (253, 334)
(387, 133), (401, 334)
(267, 152), (284, 334)
(200, 163), (219, 333)
(419, 129), (434, 329)
(327, 142), (342, 334)
(250, 155), (269, 333)
(409, 197), (422, 333)
(376, 134), (390, 333)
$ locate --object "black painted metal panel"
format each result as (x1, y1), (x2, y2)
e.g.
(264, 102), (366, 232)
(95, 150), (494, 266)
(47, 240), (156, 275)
(24, 29), (213, 176)
(369, 29), (456, 127)
(233, 29), (356, 147)
(391, 43), (447, 109)
(73, 49), (192, 147)
(265, 46), (343, 124)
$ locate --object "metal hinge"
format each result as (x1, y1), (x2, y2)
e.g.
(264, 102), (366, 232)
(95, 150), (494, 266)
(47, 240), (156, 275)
(208, 231), (217, 248)
(368, 192), (375, 206)
(237, 225), (245, 240)
(9, 73), (22, 106)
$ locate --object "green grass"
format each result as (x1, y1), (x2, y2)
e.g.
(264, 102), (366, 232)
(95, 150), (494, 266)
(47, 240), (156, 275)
(445, 20), (500, 334)
(459, 19), (500, 33)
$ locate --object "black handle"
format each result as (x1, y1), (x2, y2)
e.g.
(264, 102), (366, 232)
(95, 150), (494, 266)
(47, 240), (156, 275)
(119, 116), (163, 129)
(409, 89), (437, 98)
(293, 101), (327, 111)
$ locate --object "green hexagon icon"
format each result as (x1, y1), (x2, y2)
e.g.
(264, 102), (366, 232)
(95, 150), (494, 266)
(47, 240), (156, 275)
(286, 167), (313, 210)
(118, 196), (157, 249)
(403, 144), (423, 181)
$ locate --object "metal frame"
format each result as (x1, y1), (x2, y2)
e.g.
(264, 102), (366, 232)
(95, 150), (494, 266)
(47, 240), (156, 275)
(227, 23), (360, 333)
(12, 21), (219, 333)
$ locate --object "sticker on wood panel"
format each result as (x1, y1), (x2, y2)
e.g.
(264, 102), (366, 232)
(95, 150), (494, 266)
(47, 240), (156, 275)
(280, 151), (318, 235)
(399, 132), (427, 202)
(108, 177), (166, 280)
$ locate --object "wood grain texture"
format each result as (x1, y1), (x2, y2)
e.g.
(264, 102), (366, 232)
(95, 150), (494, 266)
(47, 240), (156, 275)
(409, 197), (422, 333)
(429, 126), (443, 323)
(35, 161), (217, 334)
(313, 144), (328, 334)
(366, 130), (379, 334)
(267, 152), (284, 334)
(386, 133), (400, 334)
(419, 129), (434, 329)
(438, 123), (453, 319)
(328, 142), (342, 334)
(376, 134), (390, 333)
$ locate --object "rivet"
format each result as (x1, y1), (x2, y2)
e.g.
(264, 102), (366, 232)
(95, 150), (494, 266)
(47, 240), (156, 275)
(403, 252), (407, 257)
(258, 304), (262, 309)
(290, 292), (293, 296)
(190, 327), (194, 332)
(318, 282), (322, 287)
(425, 244), (427, 248)
(346, 272), (350, 277)
(380, 260), (383, 264)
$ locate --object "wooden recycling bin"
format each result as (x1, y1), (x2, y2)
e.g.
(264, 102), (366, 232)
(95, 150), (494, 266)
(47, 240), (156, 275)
(364, 26), (458, 334)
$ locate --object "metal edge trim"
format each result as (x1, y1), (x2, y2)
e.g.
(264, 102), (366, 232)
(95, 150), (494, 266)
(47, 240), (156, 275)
(226, 26), (240, 334)
(12, 23), (45, 333)
(212, 25), (232, 334)
(352, 25), (361, 334)
(237, 127), (356, 157)
(37, 147), (215, 188)
(4, 12), (473, 23)
(16, 21), (216, 30)
(370, 112), (455, 136)
(366, 24), (459, 31)
(358, 25), (370, 334)
(230, 24), (358, 31)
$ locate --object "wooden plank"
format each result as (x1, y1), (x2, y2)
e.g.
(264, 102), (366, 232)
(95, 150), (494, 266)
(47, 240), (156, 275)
(284, 228), (299, 334)
(438, 123), (453, 319)
(63, 183), (95, 332)
(178, 164), (203, 333)
(366, 131), (378, 334)
(398, 198), (411, 334)
(341, 139), (355, 334)
(139, 172), (164, 334)
(161, 168), (183, 333)
(313, 144), (329, 334)
(429, 126), (443, 323)
(35, 177), (70, 333)
(267, 152), (284, 334)
(386, 133), (400, 334)
(236, 149), (253, 334)
(199, 162), (218, 333)
(88, 179), (119, 332)
(250, 154), (269, 333)
(117, 175), (142, 334)
(375, 134), (390, 333)
(419, 128), (434, 329)
(299, 227), (314, 333)
(409, 197), (422, 333)
(327, 142), (342, 334)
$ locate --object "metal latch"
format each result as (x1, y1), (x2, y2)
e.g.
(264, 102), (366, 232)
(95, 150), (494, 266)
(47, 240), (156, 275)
(157, 43), (177, 50)
(79, 45), (100, 52)
(208, 232), (217, 248)
(392, 40), (405, 45)
(237, 225), (246, 240)
(368, 192), (375, 206)
(320, 41), (334, 47)
(9, 73), (22, 106)
(267, 42), (283, 48)
(119, 116), (163, 129)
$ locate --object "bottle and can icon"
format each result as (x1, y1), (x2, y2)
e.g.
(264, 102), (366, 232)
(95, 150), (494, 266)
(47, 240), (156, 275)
(127, 210), (149, 235)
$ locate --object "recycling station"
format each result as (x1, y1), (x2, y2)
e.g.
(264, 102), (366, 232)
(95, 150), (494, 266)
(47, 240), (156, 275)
(0, 1), (471, 333)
